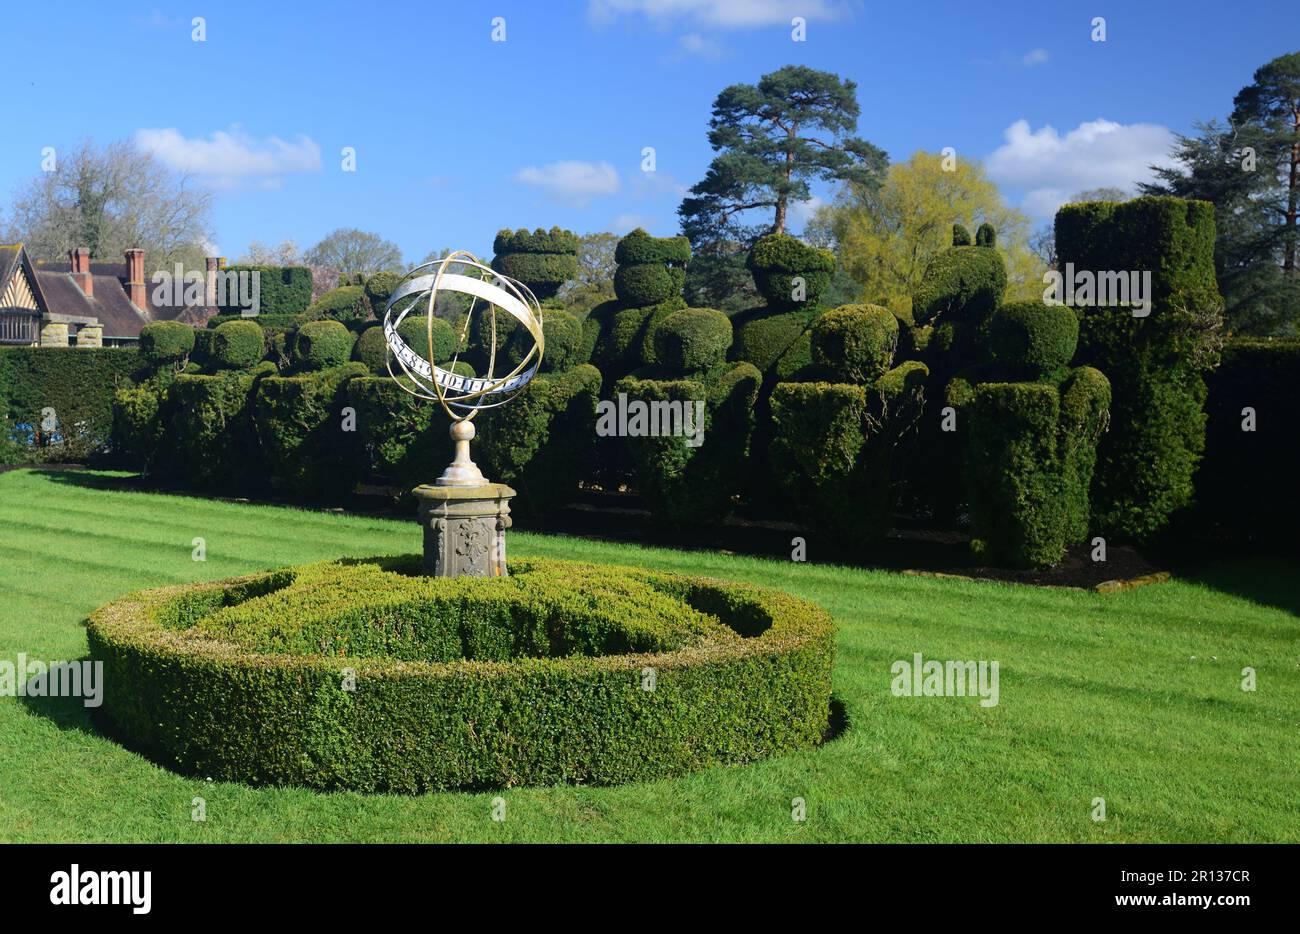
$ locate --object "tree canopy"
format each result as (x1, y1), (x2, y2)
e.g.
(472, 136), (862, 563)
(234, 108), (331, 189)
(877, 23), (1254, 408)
(810, 152), (1044, 320)
(305, 228), (404, 276)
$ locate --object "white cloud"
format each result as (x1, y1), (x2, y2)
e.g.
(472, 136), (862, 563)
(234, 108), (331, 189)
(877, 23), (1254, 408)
(1021, 48), (1049, 66)
(134, 127), (321, 188)
(676, 32), (724, 59)
(787, 196), (824, 230)
(514, 160), (621, 207)
(985, 118), (1176, 218)
(588, 0), (843, 28)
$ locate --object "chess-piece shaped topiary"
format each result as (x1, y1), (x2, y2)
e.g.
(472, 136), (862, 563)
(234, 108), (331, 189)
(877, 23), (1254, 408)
(906, 222), (1010, 523)
(729, 232), (837, 384)
(945, 301), (1111, 568)
(584, 228), (692, 384)
(768, 303), (929, 547)
(614, 307), (761, 528)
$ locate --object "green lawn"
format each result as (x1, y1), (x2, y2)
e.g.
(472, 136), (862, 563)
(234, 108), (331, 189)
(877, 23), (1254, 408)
(0, 467), (1296, 842)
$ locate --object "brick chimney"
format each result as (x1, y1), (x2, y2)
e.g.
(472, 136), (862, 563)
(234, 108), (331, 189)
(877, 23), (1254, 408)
(69, 248), (92, 298)
(124, 248), (147, 311)
(205, 256), (219, 306)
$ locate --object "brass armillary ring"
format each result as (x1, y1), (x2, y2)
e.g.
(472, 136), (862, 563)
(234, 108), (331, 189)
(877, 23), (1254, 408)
(382, 250), (544, 421)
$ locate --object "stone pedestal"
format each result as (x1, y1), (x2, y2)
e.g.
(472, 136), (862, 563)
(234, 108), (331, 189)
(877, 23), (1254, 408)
(413, 482), (514, 577)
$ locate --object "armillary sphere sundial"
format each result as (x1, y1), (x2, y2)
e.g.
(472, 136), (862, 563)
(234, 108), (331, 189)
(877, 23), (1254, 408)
(382, 251), (545, 578)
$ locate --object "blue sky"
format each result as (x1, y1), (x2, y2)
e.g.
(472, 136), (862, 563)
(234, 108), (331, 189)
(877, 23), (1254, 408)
(0, 0), (1292, 264)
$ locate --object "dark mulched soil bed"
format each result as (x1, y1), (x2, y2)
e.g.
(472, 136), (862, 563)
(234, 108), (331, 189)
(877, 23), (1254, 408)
(15, 466), (1167, 592)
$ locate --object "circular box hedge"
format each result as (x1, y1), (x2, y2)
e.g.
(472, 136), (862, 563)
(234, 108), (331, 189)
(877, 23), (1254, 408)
(87, 556), (835, 793)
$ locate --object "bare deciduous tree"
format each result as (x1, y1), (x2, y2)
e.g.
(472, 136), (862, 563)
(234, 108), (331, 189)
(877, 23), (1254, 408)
(3, 139), (214, 269)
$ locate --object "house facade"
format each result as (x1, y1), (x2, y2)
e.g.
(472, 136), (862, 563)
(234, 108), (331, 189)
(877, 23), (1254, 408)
(0, 245), (223, 347)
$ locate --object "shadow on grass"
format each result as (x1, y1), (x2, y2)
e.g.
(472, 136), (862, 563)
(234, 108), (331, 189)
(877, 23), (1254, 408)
(17, 655), (100, 738)
(1180, 557), (1300, 619)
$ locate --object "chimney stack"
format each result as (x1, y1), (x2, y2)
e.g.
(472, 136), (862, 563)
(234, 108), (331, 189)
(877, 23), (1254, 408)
(69, 248), (92, 298)
(124, 248), (147, 311)
(205, 256), (219, 307)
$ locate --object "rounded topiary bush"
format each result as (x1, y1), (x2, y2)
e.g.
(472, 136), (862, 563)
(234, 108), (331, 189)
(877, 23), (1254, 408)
(613, 262), (685, 307)
(211, 320), (265, 370)
(139, 320), (196, 366)
(294, 319), (355, 371)
(988, 301), (1079, 377)
(364, 271), (401, 317)
(353, 324), (389, 373)
(396, 314), (457, 364)
(306, 285), (371, 324)
(746, 233), (835, 308)
(810, 304), (898, 384)
(652, 308), (732, 373)
(87, 556), (834, 793)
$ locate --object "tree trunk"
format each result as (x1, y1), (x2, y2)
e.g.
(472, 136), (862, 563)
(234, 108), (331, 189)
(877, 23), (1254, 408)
(1286, 105), (1299, 276)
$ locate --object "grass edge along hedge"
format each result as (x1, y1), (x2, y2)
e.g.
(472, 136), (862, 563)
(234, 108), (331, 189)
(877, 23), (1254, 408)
(86, 556), (835, 793)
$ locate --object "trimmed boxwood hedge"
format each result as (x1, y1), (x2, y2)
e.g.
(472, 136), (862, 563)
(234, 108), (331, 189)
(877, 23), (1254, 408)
(345, 376), (453, 495)
(615, 361), (762, 527)
(947, 366), (1111, 568)
(86, 555), (835, 792)
(159, 365), (275, 489)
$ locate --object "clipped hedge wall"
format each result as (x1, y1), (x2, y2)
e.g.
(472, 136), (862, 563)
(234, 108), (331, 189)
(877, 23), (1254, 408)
(615, 361), (762, 527)
(217, 266), (313, 316)
(87, 555), (835, 792)
(1196, 338), (1300, 546)
(252, 364), (367, 500)
(0, 347), (140, 461)
(477, 363), (602, 516)
(304, 285), (371, 325)
(948, 366), (1111, 568)
(159, 366), (274, 489)
(345, 375), (452, 495)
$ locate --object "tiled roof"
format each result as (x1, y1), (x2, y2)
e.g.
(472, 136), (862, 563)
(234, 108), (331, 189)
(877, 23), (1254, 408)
(32, 257), (218, 332)
(0, 245), (21, 289)
(32, 270), (150, 339)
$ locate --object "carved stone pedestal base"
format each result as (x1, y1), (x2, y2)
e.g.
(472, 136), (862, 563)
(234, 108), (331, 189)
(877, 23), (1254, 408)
(413, 482), (515, 578)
